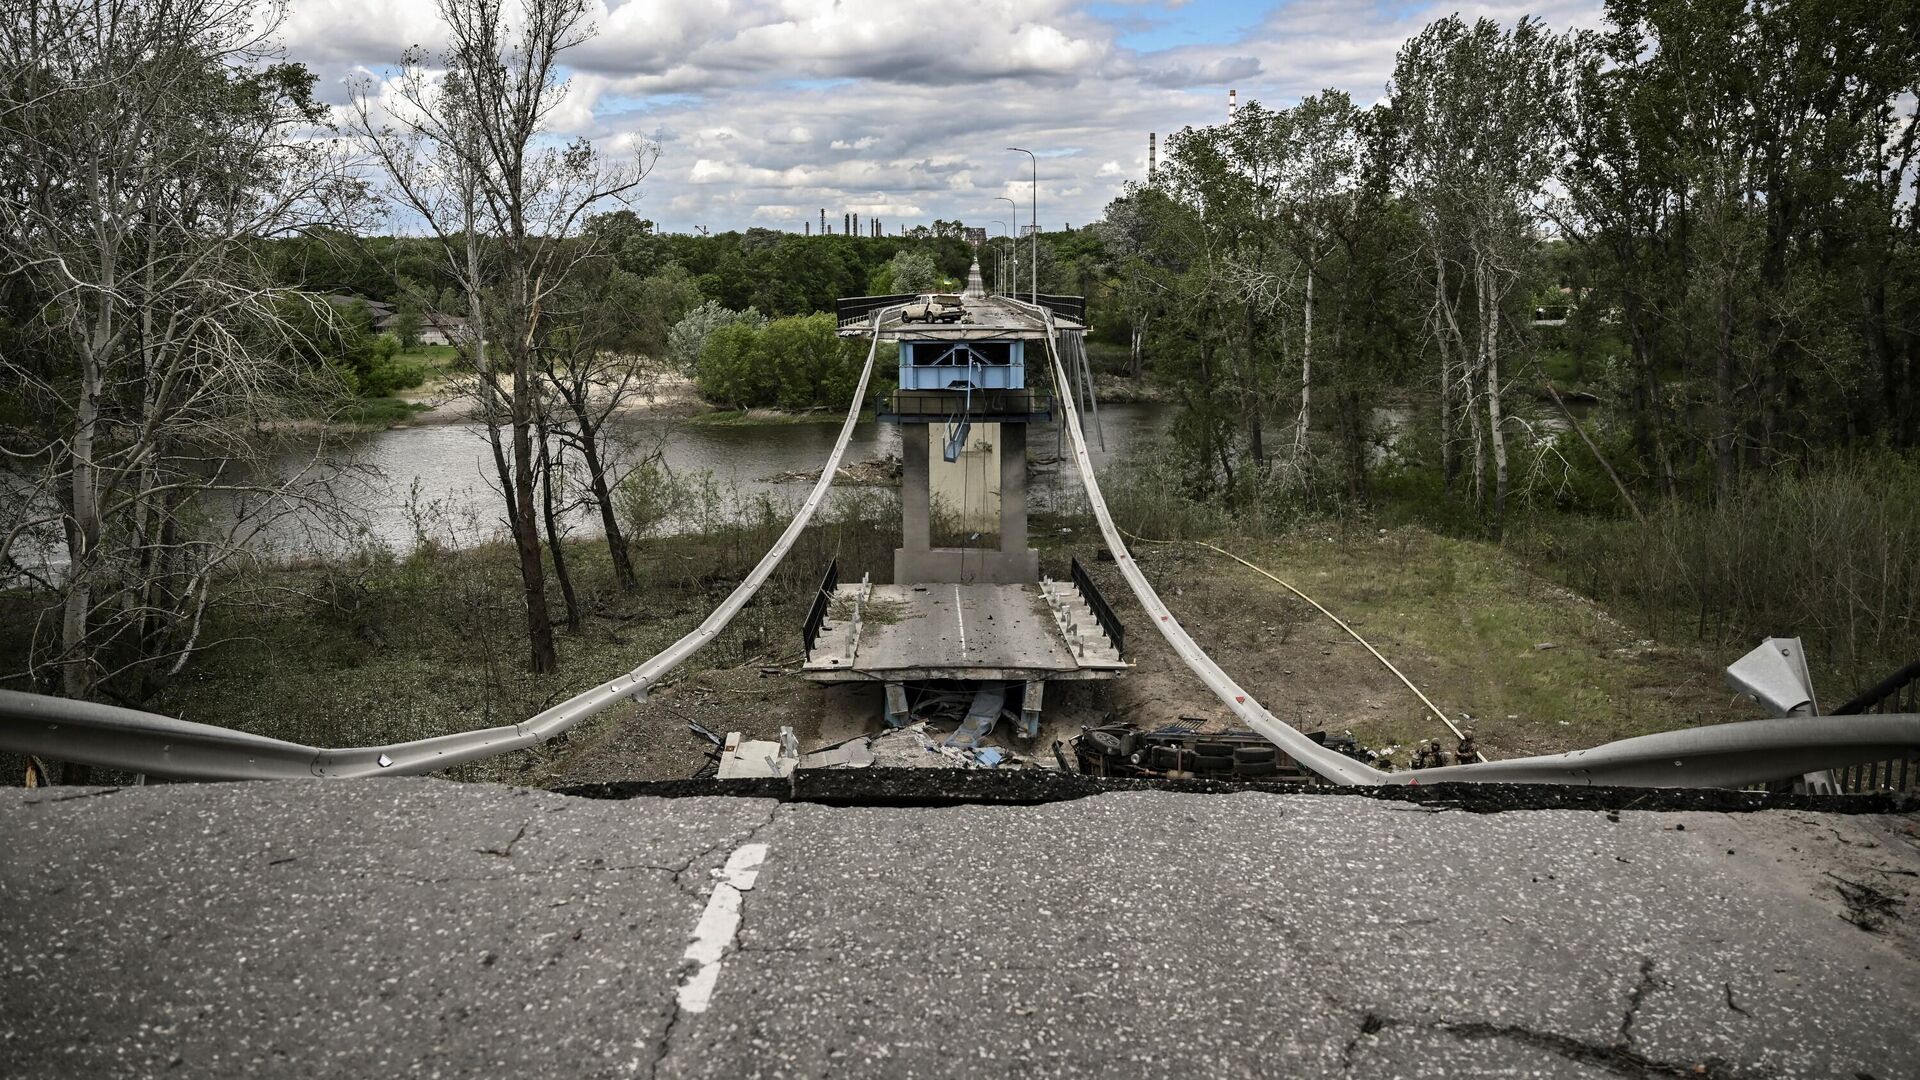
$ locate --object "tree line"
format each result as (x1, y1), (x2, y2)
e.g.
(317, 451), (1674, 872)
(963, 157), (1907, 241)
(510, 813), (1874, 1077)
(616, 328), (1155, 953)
(1099, 0), (1920, 536)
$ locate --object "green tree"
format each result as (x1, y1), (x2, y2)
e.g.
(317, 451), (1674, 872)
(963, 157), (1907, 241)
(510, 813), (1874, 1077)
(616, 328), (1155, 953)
(881, 249), (939, 293)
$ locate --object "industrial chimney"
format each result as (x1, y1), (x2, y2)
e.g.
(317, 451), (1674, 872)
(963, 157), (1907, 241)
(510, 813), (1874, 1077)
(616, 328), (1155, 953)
(1148, 132), (1157, 181)
(1229, 88), (1238, 120)
(820, 208), (827, 235)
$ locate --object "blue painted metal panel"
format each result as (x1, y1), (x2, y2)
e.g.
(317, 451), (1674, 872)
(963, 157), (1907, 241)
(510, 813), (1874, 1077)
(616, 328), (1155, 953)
(900, 340), (1026, 391)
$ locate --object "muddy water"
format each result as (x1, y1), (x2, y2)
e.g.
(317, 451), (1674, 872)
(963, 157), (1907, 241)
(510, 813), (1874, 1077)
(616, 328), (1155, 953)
(261, 403), (1178, 557)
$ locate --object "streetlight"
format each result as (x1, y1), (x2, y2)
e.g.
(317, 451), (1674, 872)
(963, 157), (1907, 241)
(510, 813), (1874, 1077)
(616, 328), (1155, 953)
(989, 220), (1008, 294)
(1008, 147), (1037, 300)
(995, 196), (1017, 298)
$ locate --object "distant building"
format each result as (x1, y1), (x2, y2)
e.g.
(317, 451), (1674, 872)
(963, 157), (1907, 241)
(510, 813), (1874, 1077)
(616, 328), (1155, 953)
(372, 311), (472, 347)
(322, 294), (395, 321)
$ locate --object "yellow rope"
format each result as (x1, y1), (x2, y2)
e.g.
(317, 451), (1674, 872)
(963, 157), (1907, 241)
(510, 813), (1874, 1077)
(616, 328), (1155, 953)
(1121, 529), (1474, 748)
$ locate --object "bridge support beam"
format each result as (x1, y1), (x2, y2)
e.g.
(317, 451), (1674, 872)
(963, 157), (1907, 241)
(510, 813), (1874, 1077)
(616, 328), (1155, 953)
(999, 423), (1028, 557)
(902, 421), (930, 552)
(895, 422), (1038, 584)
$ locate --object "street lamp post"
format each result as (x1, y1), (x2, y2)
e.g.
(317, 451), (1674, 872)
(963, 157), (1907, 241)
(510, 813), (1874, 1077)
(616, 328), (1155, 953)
(1008, 147), (1037, 300)
(990, 220), (1008, 294)
(995, 196), (1017, 298)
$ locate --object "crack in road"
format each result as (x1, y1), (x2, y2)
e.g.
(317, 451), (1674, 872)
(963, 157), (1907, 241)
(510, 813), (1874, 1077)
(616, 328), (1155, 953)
(648, 801), (789, 1079)
(475, 822), (528, 858)
(1336, 956), (1767, 1080)
(1620, 957), (1659, 1046)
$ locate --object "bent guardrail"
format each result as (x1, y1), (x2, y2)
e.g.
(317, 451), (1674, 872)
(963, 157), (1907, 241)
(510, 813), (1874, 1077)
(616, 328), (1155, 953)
(1011, 296), (1920, 790)
(0, 307), (901, 781)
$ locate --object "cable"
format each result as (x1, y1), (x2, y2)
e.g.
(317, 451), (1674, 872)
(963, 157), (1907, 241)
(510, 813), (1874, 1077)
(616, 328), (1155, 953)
(1120, 529), (1473, 749)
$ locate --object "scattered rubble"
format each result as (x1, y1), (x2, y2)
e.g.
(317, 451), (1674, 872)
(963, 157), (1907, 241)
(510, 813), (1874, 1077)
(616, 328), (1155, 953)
(764, 453), (901, 486)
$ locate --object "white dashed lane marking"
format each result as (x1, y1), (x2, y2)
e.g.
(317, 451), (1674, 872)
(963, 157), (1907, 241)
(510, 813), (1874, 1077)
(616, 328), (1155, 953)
(675, 843), (769, 1014)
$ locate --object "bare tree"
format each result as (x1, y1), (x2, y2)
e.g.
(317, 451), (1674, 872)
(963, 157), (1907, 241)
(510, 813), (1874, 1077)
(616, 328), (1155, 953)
(539, 266), (661, 592)
(0, 0), (364, 709)
(349, 0), (646, 672)
(1392, 16), (1570, 534)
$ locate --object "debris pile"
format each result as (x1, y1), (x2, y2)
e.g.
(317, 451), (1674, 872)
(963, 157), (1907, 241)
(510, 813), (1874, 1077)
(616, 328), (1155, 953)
(765, 453), (901, 487)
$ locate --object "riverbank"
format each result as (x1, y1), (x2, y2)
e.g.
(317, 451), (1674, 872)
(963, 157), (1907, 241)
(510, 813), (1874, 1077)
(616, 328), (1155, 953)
(387, 369), (710, 429)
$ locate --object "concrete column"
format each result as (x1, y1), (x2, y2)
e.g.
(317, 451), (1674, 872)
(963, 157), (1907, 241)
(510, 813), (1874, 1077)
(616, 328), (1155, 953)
(999, 422), (1027, 554)
(902, 423), (930, 552)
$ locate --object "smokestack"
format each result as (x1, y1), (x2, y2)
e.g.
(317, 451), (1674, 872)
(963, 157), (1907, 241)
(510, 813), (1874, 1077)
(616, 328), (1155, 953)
(1148, 132), (1156, 180)
(1229, 88), (1238, 120)
(853, 212), (859, 236)
(820, 208), (827, 235)
(805, 220), (811, 236)
(844, 212), (850, 235)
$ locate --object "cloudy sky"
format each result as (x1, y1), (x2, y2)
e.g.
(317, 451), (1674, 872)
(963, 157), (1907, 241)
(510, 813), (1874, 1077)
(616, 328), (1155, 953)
(287, 0), (1602, 235)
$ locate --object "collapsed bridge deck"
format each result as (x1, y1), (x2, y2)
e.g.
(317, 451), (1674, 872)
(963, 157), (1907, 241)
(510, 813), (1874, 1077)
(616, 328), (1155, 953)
(803, 580), (1126, 683)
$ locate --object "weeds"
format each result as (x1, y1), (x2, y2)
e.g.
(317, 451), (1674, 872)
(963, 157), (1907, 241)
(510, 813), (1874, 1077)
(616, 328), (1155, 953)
(1512, 454), (1920, 694)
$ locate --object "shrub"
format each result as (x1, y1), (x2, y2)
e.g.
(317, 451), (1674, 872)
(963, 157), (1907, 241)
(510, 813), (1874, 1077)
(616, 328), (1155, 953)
(694, 313), (871, 410)
(667, 300), (764, 374)
(1513, 453), (1920, 691)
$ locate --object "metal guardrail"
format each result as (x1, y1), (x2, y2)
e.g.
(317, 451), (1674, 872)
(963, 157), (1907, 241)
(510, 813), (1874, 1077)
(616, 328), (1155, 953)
(1070, 557), (1125, 659)
(1002, 293), (1086, 323)
(835, 294), (915, 328)
(0, 305), (904, 781)
(1829, 660), (1920, 792)
(802, 559), (839, 660)
(1010, 296), (1920, 789)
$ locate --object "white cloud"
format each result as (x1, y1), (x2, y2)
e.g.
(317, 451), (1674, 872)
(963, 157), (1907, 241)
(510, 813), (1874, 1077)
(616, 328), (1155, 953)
(280, 0), (1605, 234)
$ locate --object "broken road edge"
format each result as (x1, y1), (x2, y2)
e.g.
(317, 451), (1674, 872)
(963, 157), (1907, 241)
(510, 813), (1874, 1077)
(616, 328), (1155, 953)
(554, 771), (1920, 816)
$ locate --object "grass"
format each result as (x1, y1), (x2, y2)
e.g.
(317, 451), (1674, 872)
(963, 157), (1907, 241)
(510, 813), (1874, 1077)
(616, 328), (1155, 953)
(682, 407), (847, 427)
(338, 397), (431, 427)
(1104, 522), (1731, 764)
(399, 345), (460, 365)
(94, 487), (908, 785)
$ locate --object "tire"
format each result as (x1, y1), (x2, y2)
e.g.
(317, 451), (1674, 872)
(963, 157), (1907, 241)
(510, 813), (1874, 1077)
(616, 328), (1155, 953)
(1192, 752), (1234, 775)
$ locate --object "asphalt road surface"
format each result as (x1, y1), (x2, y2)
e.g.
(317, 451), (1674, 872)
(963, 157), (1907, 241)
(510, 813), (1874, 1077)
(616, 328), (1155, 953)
(4, 780), (1918, 1078)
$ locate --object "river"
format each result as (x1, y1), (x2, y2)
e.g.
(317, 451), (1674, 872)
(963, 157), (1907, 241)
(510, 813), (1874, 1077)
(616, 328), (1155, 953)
(265, 402), (1181, 557)
(228, 393), (1581, 560)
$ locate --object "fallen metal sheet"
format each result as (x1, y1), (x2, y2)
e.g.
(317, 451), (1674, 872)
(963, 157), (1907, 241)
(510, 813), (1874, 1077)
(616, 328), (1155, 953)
(1725, 637), (1818, 716)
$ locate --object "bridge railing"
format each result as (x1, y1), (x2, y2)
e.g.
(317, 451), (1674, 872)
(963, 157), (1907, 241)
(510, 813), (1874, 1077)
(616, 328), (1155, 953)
(1070, 557), (1125, 659)
(1001, 293), (1085, 323)
(836, 294), (916, 329)
(802, 559), (839, 660)
(1829, 660), (1920, 792)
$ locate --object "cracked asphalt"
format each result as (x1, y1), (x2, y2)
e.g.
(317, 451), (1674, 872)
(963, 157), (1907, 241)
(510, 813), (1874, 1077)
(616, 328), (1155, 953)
(3, 780), (1917, 1078)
